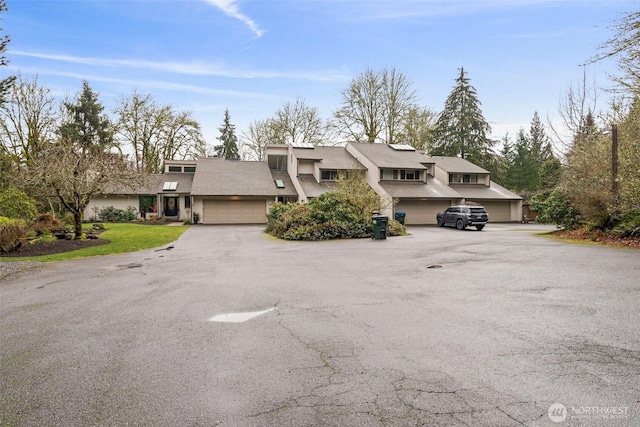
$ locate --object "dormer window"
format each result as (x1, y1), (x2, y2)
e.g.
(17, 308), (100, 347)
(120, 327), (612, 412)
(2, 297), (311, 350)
(380, 169), (421, 181)
(449, 174), (478, 183)
(167, 165), (196, 173)
(268, 155), (287, 170)
(321, 170), (338, 181)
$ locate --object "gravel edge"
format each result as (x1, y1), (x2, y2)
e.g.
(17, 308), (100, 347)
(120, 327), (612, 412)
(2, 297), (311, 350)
(0, 261), (43, 281)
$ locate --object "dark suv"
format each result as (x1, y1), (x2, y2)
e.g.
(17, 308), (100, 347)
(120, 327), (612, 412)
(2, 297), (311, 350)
(436, 206), (488, 230)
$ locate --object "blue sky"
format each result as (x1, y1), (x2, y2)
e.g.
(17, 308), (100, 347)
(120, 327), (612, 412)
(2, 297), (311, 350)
(3, 0), (630, 148)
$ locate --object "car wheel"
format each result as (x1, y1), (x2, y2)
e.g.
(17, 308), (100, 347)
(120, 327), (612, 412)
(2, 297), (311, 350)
(437, 217), (444, 227)
(456, 219), (465, 230)
(476, 225), (485, 231)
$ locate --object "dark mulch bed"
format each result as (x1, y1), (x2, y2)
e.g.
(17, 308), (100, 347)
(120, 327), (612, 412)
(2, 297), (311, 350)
(0, 232), (109, 258)
(551, 228), (640, 249)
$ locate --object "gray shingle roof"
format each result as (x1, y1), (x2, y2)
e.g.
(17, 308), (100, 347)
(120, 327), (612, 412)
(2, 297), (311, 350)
(157, 172), (194, 194)
(100, 174), (164, 195)
(452, 182), (522, 200)
(297, 174), (336, 198)
(293, 146), (366, 170)
(348, 142), (429, 169)
(270, 170), (298, 197)
(427, 156), (489, 174)
(191, 158), (279, 196)
(380, 176), (462, 199)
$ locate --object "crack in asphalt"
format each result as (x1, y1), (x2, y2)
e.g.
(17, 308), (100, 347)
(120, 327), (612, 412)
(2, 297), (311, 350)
(248, 318), (541, 426)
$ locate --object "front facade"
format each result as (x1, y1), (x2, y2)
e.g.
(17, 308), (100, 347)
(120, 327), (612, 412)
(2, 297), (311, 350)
(86, 143), (522, 225)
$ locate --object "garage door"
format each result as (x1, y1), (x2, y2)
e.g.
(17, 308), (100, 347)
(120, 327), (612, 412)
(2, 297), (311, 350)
(474, 201), (511, 222)
(203, 200), (267, 224)
(395, 200), (452, 225)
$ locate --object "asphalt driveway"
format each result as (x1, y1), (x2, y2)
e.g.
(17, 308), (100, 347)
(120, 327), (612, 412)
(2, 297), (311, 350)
(1, 224), (639, 426)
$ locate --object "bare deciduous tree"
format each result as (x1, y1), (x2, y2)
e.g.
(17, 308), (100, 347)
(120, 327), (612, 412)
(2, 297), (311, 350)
(269, 97), (328, 146)
(240, 118), (272, 161)
(334, 67), (418, 144)
(0, 74), (57, 165)
(114, 90), (205, 173)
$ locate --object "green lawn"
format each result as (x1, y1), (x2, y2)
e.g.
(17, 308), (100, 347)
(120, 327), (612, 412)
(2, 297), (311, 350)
(7, 223), (189, 262)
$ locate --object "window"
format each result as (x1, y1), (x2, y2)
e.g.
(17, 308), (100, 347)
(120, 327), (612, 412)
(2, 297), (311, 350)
(450, 174), (478, 183)
(321, 170), (338, 181)
(168, 166), (182, 172)
(184, 166), (196, 173)
(185, 196), (191, 208)
(381, 169), (421, 181)
(268, 155), (287, 170)
(139, 196), (157, 214)
(275, 179), (285, 188)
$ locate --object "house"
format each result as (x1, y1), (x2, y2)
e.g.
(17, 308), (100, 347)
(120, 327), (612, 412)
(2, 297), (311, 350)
(191, 157), (296, 224)
(346, 142), (464, 224)
(85, 143), (521, 225)
(270, 143), (366, 203)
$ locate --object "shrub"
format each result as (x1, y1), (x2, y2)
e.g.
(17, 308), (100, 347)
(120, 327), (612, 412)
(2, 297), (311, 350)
(387, 219), (407, 236)
(612, 210), (640, 238)
(309, 192), (361, 225)
(0, 187), (38, 221)
(530, 190), (580, 230)
(0, 216), (27, 252)
(62, 212), (75, 226)
(33, 213), (64, 235)
(36, 232), (58, 243)
(98, 206), (120, 222)
(265, 195), (375, 241)
(121, 206), (138, 221)
(98, 205), (138, 222)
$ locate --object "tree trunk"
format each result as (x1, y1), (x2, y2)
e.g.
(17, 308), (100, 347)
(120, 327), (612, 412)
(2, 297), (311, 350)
(74, 211), (83, 239)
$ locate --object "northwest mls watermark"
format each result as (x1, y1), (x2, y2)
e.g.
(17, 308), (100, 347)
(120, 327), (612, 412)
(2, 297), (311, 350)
(548, 403), (632, 423)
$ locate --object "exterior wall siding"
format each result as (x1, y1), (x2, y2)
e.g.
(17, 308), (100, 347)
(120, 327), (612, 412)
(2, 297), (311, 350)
(84, 196), (141, 221)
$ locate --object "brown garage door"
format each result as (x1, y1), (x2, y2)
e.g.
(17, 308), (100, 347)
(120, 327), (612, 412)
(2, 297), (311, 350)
(475, 201), (511, 222)
(395, 200), (452, 225)
(203, 200), (267, 224)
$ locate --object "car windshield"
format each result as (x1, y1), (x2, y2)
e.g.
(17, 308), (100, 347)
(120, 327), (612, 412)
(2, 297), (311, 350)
(470, 208), (486, 214)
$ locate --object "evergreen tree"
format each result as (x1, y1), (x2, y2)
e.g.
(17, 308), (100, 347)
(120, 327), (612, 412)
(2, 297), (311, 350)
(58, 80), (114, 152)
(432, 67), (495, 168)
(0, 0), (16, 107)
(505, 129), (538, 193)
(528, 111), (560, 190)
(214, 109), (239, 159)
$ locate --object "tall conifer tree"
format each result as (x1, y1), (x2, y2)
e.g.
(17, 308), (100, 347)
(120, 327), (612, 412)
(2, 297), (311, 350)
(214, 109), (239, 159)
(432, 67), (494, 168)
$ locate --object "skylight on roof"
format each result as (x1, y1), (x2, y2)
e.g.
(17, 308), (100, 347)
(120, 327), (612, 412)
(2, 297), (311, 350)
(390, 144), (416, 151)
(290, 142), (314, 149)
(275, 179), (285, 189)
(162, 181), (178, 191)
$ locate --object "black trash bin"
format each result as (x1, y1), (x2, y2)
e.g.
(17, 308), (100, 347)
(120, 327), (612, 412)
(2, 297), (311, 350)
(372, 214), (388, 240)
(395, 211), (406, 225)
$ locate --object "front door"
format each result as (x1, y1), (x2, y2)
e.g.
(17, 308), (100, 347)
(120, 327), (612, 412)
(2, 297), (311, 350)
(164, 197), (179, 217)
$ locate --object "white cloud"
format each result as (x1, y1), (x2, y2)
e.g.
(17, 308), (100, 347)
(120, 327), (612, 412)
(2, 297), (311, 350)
(10, 50), (349, 82)
(204, 0), (264, 38)
(11, 66), (278, 100)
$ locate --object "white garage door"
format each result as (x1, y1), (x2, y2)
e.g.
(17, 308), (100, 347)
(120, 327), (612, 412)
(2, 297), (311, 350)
(475, 201), (511, 222)
(395, 200), (452, 225)
(203, 200), (267, 224)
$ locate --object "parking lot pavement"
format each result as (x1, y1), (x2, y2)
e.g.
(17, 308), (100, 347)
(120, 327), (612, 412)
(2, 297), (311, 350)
(1, 224), (639, 426)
